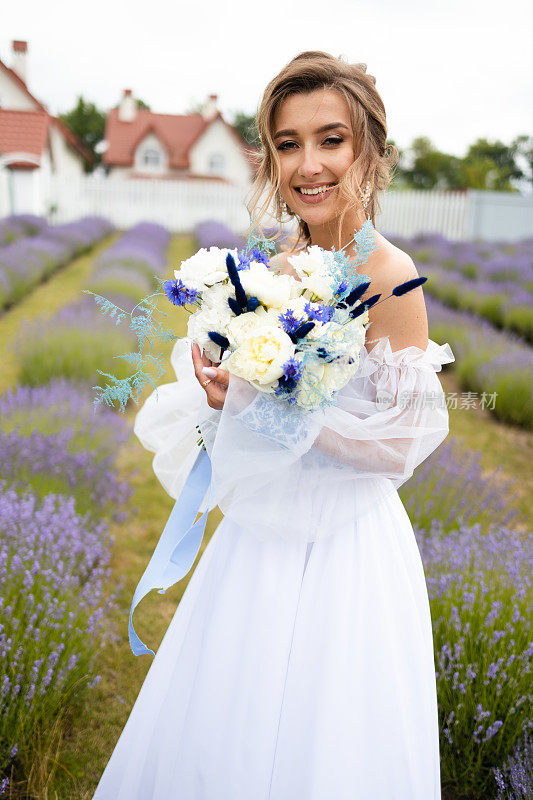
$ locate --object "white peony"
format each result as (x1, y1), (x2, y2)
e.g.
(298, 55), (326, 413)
(224, 325), (295, 386)
(240, 262), (298, 309)
(226, 311), (269, 348)
(175, 247), (238, 291)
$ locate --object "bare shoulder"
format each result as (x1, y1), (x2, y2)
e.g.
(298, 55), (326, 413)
(365, 235), (428, 351)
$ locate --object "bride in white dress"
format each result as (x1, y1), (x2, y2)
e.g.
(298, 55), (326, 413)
(92, 51), (454, 799)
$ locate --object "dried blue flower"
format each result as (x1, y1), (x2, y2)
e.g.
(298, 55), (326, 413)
(304, 301), (335, 323)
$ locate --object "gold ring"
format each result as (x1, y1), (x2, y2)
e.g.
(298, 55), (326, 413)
(201, 379), (211, 388)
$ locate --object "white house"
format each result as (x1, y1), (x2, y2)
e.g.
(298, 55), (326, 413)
(0, 40), (93, 217)
(102, 90), (257, 187)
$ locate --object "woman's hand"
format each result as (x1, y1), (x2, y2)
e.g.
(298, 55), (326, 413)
(191, 342), (229, 411)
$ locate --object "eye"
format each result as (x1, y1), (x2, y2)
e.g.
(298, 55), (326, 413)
(277, 136), (344, 152)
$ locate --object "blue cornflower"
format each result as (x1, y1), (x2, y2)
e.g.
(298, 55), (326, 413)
(304, 301), (334, 323)
(278, 308), (304, 334)
(164, 278), (199, 306)
(283, 357), (303, 381)
(336, 279), (349, 295)
(250, 247), (270, 266)
(237, 251), (252, 270)
(274, 357), (303, 397)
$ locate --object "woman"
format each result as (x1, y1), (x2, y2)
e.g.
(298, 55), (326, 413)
(93, 51), (454, 799)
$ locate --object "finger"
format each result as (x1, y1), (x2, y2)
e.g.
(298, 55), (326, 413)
(201, 366), (229, 388)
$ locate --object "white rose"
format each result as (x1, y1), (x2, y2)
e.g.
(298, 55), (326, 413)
(187, 304), (233, 361)
(240, 263), (298, 309)
(224, 325), (295, 386)
(175, 247), (238, 290)
(301, 270), (334, 301)
(322, 358), (359, 393)
(288, 245), (328, 278)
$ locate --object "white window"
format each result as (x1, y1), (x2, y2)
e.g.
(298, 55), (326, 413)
(143, 148), (161, 167)
(208, 152), (225, 174)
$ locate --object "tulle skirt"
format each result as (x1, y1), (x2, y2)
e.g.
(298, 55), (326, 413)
(92, 482), (441, 799)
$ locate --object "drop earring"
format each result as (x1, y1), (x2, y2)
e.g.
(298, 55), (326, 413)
(360, 180), (372, 219)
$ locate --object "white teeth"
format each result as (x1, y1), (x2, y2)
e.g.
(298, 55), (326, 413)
(298, 184), (336, 195)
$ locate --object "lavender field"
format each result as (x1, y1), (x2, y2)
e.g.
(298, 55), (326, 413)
(0, 217), (531, 800)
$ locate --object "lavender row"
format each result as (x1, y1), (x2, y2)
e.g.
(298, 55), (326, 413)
(14, 222), (171, 390)
(0, 216), (115, 311)
(392, 232), (533, 343)
(395, 231), (533, 290)
(0, 483), (122, 778)
(0, 214), (47, 248)
(427, 296), (533, 428)
(0, 380), (133, 784)
(417, 519), (532, 799)
(418, 264), (533, 343)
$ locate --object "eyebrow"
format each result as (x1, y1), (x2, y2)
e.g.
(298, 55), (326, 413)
(273, 122), (350, 139)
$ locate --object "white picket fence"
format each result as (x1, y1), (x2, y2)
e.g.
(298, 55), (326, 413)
(40, 174), (533, 242)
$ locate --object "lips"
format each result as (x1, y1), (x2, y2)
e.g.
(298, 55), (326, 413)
(293, 183), (337, 205)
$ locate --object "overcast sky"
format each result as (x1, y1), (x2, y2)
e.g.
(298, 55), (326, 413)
(2, 0), (531, 157)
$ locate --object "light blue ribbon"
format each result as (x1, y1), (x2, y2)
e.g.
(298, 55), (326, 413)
(128, 447), (213, 657)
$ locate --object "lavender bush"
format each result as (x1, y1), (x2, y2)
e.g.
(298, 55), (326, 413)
(0, 216), (114, 310)
(417, 521), (532, 799)
(427, 297), (533, 429)
(194, 219), (246, 250)
(0, 483), (122, 782)
(492, 729), (533, 799)
(0, 214), (46, 248)
(399, 436), (519, 533)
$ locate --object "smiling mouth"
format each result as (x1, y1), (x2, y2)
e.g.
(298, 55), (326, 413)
(294, 183), (337, 196)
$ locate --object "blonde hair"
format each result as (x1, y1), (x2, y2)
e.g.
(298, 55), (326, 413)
(244, 50), (398, 251)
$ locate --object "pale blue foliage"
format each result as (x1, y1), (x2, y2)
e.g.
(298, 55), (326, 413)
(245, 227), (278, 257)
(83, 285), (179, 413)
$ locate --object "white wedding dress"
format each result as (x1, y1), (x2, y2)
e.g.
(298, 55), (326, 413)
(92, 333), (454, 800)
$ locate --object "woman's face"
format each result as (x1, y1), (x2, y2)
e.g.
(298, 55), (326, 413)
(273, 88), (356, 228)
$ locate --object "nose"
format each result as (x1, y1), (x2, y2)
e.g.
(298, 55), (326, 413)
(297, 144), (323, 180)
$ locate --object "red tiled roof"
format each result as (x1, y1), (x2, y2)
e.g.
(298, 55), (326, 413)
(0, 109), (49, 164)
(0, 56), (94, 164)
(103, 107), (217, 168)
(103, 107), (257, 173)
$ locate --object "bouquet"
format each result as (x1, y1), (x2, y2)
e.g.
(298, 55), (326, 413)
(164, 220), (426, 410)
(85, 220), (426, 412)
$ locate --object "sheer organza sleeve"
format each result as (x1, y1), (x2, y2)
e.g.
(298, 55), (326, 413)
(199, 336), (454, 543)
(134, 337), (219, 508)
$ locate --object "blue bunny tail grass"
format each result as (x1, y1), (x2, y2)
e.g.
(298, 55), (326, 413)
(247, 296), (260, 312)
(226, 253), (248, 308)
(208, 331), (230, 351)
(228, 296), (242, 316)
(290, 321), (315, 343)
(350, 293), (381, 319)
(392, 277), (428, 296)
(345, 280), (371, 306)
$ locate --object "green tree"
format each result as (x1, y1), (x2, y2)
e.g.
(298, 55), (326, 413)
(459, 137), (522, 191)
(231, 111), (260, 147)
(58, 96), (106, 172)
(59, 95), (151, 172)
(401, 137), (462, 190)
